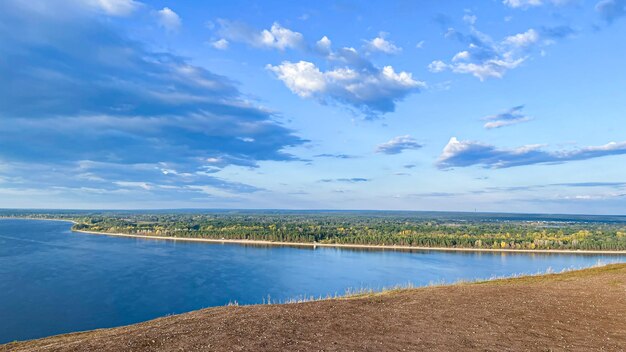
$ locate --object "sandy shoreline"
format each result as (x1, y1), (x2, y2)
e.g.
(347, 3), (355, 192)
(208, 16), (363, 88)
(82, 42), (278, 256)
(73, 228), (626, 255)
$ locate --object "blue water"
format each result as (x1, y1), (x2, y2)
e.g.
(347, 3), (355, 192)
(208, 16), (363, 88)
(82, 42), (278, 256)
(0, 219), (624, 343)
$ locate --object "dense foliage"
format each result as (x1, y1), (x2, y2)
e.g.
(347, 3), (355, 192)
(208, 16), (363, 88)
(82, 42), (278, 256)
(3, 210), (626, 251)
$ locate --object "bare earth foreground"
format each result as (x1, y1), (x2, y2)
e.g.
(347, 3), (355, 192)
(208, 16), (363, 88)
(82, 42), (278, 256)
(3, 264), (625, 352)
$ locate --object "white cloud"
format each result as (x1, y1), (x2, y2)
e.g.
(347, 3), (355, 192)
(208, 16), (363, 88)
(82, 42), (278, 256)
(483, 105), (532, 129)
(503, 0), (543, 8)
(376, 135), (423, 154)
(259, 23), (304, 50)
(503, 29), (539, 47)
(431, 27), (540, 80)
(267, 61), (423, 115)
(266, 61), (326, 97)
(213, 22), (420, 116)
(211, 39), (229, 50)
(157, 7), (181, 32)
(85, 0), (141, 16)
(216, 20), (304, 50)
(428, 60), (448, 73)
(315, 36), (332, 54)
(450, 58), (526, 80)
(364, 33), (402, 54)
(437, 137), (626, 169)
(452, 50), (470, 62)
(484, 120), (528, 129)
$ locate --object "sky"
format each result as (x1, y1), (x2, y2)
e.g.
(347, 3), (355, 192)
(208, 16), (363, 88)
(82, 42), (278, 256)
(1, 0), (625, 214)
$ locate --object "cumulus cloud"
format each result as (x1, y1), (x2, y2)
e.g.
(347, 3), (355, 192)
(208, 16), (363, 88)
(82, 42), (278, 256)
(267, 60), (423, 116)
(259, 23), (304, 50)
(375, 135), (423, 154)
(430, 26), (542, 80)
(215, 20), (304, 50)
(428, 60), (448, 73)
(210, 38), (229, 50)
(364, 33), (402, 54)
(452, 51), (471, 62)
(596, 0), (626, 22)
(211, 21), (421, 117)
(266, 61), (327, 97)
(482, 105), (532, 129)
(0, 0), (305, 196)
(315, 36), (332, 54)
(437, 137), (626, 169)
(157, 7), (181, 32)
(503, 29), (539, 47)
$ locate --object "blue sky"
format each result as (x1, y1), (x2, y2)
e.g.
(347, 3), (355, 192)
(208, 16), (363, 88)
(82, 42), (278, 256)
(1, 0), (626, 213)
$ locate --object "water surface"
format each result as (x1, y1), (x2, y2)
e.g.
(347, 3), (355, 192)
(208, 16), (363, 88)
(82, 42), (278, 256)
(1, 219), (624, 343)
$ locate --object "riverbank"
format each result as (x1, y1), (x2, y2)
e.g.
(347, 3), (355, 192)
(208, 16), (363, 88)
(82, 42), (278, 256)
(73, 228), (626, 255)
(4, 263), (625, 351)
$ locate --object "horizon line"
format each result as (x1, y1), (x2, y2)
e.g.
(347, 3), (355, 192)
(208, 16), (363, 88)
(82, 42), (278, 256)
(1, 208), (625, 218)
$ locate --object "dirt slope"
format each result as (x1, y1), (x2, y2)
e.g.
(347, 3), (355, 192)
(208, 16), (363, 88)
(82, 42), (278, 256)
(3, 264), (626, 352)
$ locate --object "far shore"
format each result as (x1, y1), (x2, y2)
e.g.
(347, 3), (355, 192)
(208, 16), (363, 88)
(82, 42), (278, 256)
(3, 217), (625, 255)
(74, 228), (626, 255)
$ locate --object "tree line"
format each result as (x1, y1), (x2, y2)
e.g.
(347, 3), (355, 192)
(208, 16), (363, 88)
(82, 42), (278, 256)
(60, 212), (626, 251)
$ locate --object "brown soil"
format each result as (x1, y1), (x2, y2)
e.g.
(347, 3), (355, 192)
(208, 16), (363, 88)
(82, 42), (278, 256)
(3, 264), (626, 352)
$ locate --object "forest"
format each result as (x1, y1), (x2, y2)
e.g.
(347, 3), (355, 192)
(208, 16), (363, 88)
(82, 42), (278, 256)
(2, 210), (625, 251)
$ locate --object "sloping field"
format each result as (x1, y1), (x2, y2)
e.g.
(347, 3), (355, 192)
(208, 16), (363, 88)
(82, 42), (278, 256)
(3, 264), (625, 352)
